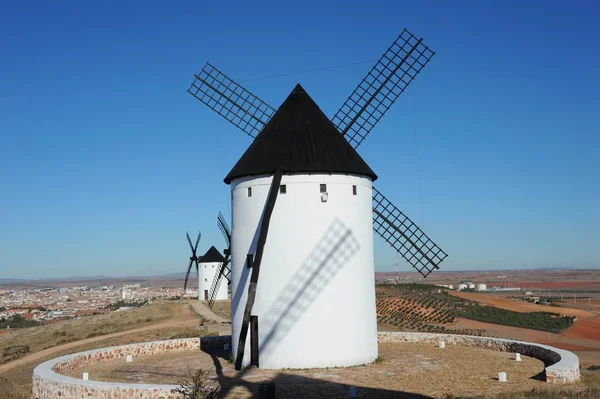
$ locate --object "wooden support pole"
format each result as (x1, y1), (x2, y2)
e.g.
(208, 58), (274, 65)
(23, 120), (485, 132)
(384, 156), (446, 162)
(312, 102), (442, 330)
(235, 170), (283, 370)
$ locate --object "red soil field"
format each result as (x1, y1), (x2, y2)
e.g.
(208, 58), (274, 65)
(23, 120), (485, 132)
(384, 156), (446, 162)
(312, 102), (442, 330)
(562, 317), (600, 341)
(449, 291), (595, 319)
(448, 291), (600, 366)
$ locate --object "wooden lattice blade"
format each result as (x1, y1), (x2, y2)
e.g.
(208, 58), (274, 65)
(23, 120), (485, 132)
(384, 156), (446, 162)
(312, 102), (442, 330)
(188, 62), (275, 138)
(372, 186), (447, 277)
(332, 29), (435, 149)
(207, 257), (230, 308)
(217, 211), (231, 247)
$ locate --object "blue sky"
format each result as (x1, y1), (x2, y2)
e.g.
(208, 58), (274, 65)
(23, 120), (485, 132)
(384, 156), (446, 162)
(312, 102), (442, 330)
(1, 0), (598, 279)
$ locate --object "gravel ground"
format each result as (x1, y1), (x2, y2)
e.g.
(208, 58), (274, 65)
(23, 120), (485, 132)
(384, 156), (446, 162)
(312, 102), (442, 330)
(63, 342), (546, 398)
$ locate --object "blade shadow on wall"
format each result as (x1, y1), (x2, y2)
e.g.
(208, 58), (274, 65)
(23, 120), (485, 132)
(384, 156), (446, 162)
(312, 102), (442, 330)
(259, 218), (360, 359)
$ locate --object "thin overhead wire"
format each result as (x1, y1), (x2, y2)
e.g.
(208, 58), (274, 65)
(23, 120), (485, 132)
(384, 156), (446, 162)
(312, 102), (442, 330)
(239, 59), (376, 84)
(411, 90), (425, 228)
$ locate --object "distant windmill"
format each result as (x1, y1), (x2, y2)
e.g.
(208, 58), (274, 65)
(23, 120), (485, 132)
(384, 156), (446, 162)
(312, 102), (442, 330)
(183, 231), (201, 294)
(184, 213), (232, 305)
(205, 212), (232, 307)
(187, 29), (448, 370)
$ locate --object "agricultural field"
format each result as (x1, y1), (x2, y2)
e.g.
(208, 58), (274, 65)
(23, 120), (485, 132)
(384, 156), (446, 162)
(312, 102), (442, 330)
(376, 284), (574, 335)
(376, 284), (485, 335)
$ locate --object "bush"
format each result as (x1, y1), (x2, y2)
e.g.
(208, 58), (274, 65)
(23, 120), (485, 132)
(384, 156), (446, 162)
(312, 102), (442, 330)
(172, 369), (220, 398)
(588, 365), (600, 371)
(0, 315), (41, 329)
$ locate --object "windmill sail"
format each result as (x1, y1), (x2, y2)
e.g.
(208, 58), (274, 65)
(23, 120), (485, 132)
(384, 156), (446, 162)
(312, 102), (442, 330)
(188, 62), (275, 138)
(184, 231), (201, 293)
(331, 29), (435, 149)
(217, 211), (231, 248)
(207, 259), (230, 308)
(207, 212), (232, 308)
(372, 187), (447, 277)
(188, 36), (447, 278)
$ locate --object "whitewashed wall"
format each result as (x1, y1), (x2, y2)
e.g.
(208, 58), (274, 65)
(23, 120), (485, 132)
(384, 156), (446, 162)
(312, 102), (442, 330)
(230, 173), (377, 369)
(198, 261), (228, 301)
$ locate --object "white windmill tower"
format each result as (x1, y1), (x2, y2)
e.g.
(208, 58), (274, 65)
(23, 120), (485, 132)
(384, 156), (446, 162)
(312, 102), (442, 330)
(187, 29), (448, 370)
(225, 84), (378, 369)
(197, 246), (228, 301)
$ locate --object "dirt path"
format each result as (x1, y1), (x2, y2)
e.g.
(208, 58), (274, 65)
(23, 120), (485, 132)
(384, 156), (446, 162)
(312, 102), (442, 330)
(186, 300), (230, 324)
(0, 301), (232, 376)
(449, 291), (596, 319)
(0, 318), (196, 375)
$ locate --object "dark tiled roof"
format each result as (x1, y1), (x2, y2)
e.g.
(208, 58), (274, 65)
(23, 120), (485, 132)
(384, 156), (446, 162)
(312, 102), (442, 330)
(200, 246), (225, 263)
(223, 84), (377, 184)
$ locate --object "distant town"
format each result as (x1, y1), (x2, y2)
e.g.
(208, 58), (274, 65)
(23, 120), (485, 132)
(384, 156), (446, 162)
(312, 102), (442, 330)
(0, 284), (188, 326)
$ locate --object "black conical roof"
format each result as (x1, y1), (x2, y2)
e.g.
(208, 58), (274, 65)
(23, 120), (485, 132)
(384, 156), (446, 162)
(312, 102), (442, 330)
(224, 84), (377, 184)
(199, 246), (225, 263)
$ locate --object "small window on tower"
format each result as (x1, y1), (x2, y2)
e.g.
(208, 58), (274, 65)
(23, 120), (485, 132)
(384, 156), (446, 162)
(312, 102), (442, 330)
(279, 185), (286, 194)
(352, 185), (357, 195)
(247, 187), (252, 197)
(205, 278), (207, 282)
(320, 184), (327, 193)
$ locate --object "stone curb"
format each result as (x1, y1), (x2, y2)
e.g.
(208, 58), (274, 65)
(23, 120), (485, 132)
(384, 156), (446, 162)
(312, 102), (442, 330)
(32, 338), (205, 399)
(31, 333), (580, 398)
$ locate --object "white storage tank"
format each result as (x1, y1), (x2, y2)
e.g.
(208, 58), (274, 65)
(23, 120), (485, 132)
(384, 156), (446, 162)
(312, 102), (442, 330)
(198, 246), (228, 301)
(227, 84), (378, 369)
(476, 283), (487, 291)
(457, 283), (468, 291)
(467, 283), (475, 289)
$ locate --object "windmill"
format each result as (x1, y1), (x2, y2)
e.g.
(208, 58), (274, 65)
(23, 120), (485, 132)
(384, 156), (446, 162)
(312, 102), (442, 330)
(183, 231), (201, 295)
(184, 214), (232, 304)
(187, 29), (448, 370)
(205, 212), (233, 308)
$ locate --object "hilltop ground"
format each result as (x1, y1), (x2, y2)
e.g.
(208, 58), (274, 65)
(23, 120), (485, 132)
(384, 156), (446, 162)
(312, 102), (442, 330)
(0, 300), (227, 398)
(1, 284), (599, 398)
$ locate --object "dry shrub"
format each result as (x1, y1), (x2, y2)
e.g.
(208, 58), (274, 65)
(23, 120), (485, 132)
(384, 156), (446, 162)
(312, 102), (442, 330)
(172, 368), (220, 399)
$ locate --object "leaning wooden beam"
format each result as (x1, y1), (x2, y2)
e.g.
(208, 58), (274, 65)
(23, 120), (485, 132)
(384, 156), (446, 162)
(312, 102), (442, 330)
(234, 169), (283, 370)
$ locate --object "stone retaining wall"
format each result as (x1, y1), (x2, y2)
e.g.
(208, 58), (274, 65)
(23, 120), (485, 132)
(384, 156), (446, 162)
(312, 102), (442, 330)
(32, 333), (579, 398)
(378, 332), (580, 383)
(32, 338), (204, 399)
